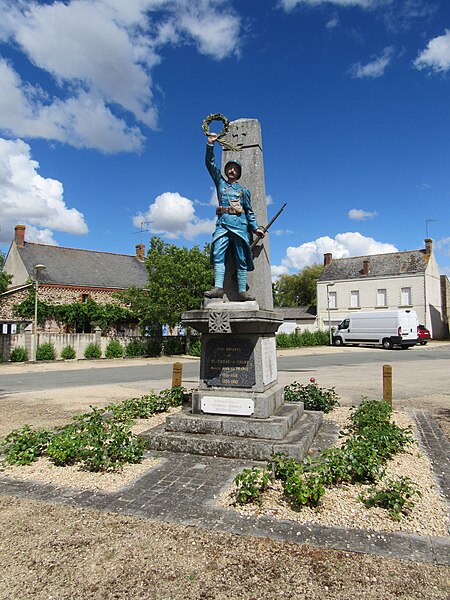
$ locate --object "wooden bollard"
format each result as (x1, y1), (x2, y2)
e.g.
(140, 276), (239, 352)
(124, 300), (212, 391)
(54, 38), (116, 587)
(172, 362), (183, 388)
(383, 364), (392, 406)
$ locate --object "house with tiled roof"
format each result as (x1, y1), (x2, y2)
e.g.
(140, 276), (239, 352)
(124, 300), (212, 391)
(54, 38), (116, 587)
(0, 225), (148, 334)
(316, 239), (448, 339)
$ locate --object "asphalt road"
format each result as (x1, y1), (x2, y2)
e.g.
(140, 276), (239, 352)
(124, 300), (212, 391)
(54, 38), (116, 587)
(1, 343), (449, 396)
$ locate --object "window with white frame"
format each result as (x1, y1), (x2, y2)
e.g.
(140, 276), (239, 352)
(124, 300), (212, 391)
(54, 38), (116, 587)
(350, 290), (360, 308)
(401, 287), (411, 305)
(377, 288), (387, 307)
(329, 291), (337, 308)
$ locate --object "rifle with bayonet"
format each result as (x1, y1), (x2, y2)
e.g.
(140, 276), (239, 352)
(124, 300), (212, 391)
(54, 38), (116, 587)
(250, 202), (287, 251)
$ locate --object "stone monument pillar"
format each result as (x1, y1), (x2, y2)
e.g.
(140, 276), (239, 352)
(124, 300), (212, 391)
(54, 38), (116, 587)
(141, 119), (322, 460)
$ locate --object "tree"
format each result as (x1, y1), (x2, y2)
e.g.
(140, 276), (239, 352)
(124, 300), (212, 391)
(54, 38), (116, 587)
(273, 263), (324, 307)
(0, 251), (12, 294)
(120, 236), (213, 331)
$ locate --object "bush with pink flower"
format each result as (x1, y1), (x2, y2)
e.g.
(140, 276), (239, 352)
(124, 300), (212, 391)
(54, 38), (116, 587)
(284, 379), (340, 412)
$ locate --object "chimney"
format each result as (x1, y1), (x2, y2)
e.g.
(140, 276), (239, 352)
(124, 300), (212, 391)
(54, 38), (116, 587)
(324, 253), (332, 267)
(424, 238), (433, 255)
(363, 259), (370, 276)
(14, 224), (26, 247)
(135, 243), (145, 261)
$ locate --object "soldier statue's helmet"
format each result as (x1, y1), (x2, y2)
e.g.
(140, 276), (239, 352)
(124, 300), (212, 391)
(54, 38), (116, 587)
(224, 159), (242, 180)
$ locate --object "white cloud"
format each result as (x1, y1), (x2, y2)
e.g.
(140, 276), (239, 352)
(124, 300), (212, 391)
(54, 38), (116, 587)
(0, 61), (145, 152)
(437, 237), (450, 256)
(278, 0), (380, 11)
(271, 264), (290, 280)
(326, 17), (339, 29)
(273, 232), (398, 273)
(348, 46), (394, 78)
(0, 0), (242, 153)
(133, 191), (215, 241)
(272, 229), (294, 236)
(348, 208), (378, 220)
(0, 137), (88, 245)
(414, 30), (450, 73)
(22, 225), (59, 246)
(178, 8), (241, 60)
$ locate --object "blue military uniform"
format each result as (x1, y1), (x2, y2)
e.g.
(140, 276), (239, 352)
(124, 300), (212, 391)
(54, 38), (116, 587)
(205, 143), (260, 296)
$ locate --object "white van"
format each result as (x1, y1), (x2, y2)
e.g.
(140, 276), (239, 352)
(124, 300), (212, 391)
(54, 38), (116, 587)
(333, 310), (419, 349)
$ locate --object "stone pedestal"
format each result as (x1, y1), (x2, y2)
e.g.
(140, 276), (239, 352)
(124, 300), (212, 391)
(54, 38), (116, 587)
(186, 302), (283, 419)
(141, 301), (323, 460)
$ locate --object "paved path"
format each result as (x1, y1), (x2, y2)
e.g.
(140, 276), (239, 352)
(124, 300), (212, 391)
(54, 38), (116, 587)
(1, 411), (448, 567)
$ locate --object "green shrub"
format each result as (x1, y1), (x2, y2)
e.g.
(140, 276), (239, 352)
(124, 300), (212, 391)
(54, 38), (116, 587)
(9, 346), (28, 362)
(348, 399), (392, 431)
(269, 452), (303, 481)
(163, 337), (185, 355)
(234, 467), (270, 505)
(46, 428), (82, 466)
(107, 386), (185, 421)
(74, 408), (145, 472)
(125, 339), (146, 357)
(84, 342), (102, 359)
(145, 338), (162, 357)
(1, 425), (52, 465)
(276, 330), (330, 348)
(188, 339), (201, 357)
(275, 333), (294, 348)
(61, 345), (76, 360)
(282, 470), (326, 508)
(36, 342), (57, 361)
(105, 339), (124, 358)
(345, 400), (413, 461)
(359, 476), (422, 521)
(284, 379), (340, 412)
(1, 387), (186, 473)
(46, 407), (146, 472)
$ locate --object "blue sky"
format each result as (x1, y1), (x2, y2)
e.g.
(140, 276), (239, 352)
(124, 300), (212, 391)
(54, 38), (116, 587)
(1, 0), (449, 278)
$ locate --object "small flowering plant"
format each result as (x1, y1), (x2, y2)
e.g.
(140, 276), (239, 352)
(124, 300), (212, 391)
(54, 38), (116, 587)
(284, 378), (340, 413)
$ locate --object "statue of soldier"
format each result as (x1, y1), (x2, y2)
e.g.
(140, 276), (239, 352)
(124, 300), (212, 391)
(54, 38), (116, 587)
(204, 132), (265, 301)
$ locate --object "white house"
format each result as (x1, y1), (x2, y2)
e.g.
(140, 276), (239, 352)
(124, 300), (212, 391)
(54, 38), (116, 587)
(316, 239), (448, 339)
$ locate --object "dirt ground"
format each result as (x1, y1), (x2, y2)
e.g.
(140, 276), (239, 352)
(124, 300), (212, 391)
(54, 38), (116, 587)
(0, 350), (449, 599)
(1, 495), (449, 600)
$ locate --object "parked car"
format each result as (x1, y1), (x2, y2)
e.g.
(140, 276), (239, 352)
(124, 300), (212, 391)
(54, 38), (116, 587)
(417, 324), (431, 345)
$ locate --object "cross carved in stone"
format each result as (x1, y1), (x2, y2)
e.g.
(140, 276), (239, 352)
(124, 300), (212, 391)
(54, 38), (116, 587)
(230, 123), (248, 147)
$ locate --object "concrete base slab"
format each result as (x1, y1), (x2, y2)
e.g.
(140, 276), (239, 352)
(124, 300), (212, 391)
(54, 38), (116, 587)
(140, 410), (323, 461)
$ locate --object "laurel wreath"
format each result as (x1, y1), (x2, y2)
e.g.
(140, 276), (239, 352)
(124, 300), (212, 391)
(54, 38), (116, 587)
(202, 113), (241, 152)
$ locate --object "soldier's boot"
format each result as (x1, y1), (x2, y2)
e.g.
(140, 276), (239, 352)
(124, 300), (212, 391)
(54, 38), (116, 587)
(238, 290), (255, 301)
(204, 287), (224, 299)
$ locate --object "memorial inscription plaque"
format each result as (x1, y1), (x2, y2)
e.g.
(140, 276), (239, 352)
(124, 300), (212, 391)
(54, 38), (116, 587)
(203, 337), (256, 388)
(201, 396), (254, 416)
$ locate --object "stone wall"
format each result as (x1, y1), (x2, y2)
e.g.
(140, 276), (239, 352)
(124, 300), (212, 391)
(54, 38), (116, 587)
(0, 284), (135, 334)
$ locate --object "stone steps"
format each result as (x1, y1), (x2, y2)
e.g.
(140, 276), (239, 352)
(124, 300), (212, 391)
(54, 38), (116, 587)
(140, 408), (323, 461)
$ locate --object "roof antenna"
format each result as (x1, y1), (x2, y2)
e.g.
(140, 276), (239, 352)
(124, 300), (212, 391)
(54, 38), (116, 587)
(131, 221), (151, 244)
